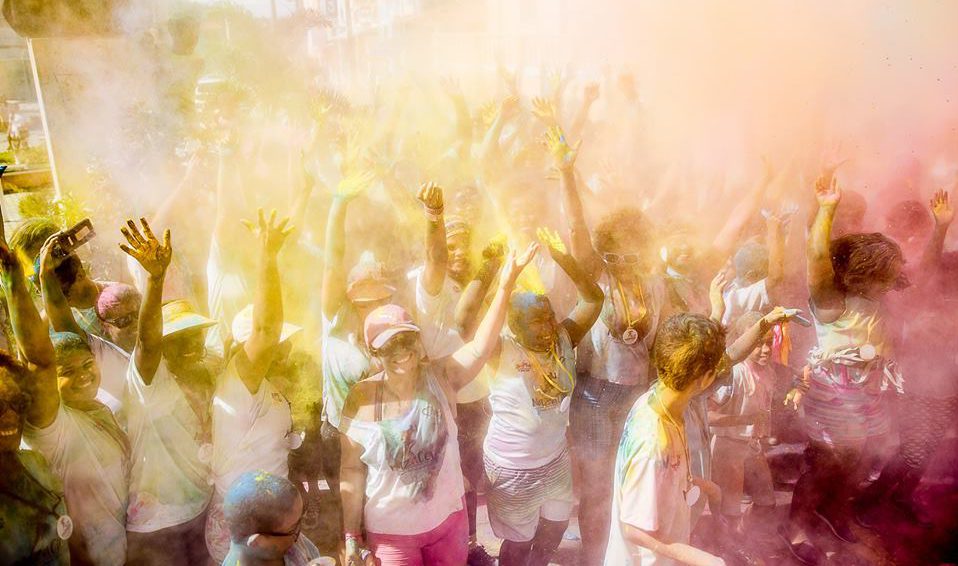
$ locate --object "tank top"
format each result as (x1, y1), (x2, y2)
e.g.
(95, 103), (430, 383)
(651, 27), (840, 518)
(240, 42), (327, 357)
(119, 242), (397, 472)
(342, 368), (464, 535)
(577, 274), (664, 387)
(813, 295), (889, 359)
(484, 328), (576, 469)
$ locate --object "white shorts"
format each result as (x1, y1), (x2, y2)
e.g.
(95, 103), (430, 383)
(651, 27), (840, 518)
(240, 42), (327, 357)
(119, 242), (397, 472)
(483, 449), (574, 542)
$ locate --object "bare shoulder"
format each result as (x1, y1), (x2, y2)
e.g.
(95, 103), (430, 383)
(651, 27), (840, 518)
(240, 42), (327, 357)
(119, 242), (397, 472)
(342, 374), (384, 422)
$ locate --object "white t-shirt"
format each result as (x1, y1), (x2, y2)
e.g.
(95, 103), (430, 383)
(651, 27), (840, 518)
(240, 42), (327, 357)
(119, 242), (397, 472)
(321, 309), (371, 430)
(342, 370), (464, 535)
(89, 333), (131, 419)
(484, 329), (575, 469)
(710, 362), (774, 440)
(605, 391), (691, 566)
(22, 404), (129, 566)
(410, 266), (488, 404)
(125, 356), (212, 532)
(721, 279), (769, 326)
(211, 357), (293, 496)
(206, 236), (251, 357)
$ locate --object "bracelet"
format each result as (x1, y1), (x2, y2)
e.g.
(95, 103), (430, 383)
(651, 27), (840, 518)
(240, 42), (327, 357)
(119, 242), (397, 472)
(424, 206), (444, 222)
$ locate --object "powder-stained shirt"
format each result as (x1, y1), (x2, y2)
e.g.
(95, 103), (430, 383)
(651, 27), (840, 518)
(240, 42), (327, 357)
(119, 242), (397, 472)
(321, 307), (371, 430)
(23, 403), (130, 565)
(125, 356), (212, 532)
(605, 390), (691, 566)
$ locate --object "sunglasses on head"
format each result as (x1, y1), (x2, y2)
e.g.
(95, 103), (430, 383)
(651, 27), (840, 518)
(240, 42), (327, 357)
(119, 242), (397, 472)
(602, 252), (641, 265)
(0, 395), (29, 415)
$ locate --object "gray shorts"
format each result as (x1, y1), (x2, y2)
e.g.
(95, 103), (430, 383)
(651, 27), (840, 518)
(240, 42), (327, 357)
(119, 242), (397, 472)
(483, 449), (574, 542)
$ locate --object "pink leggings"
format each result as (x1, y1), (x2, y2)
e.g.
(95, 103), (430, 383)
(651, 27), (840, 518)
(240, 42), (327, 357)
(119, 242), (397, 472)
(367, 508), (468, 566)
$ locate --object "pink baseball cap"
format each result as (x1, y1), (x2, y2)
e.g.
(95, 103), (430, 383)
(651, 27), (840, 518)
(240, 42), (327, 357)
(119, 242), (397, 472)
(363, 304), (420, 350)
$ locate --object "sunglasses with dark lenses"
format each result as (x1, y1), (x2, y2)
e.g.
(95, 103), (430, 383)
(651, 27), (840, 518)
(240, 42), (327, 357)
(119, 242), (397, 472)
(260, 508), (304, 538)
(0, 395), (29, 415)
(374, 332), (419, 360)
(602, 252), (641, 265)
(100, 312), (137, 329)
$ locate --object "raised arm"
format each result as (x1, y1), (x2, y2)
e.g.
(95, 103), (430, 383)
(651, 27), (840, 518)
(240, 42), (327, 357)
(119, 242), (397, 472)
(708, 269), (730, 323)
(236, 210), (293, 393)
(417, 183), (448, 298)
(38, 236), (85, 336)
(725, 306), (796, 365)
(765, 211), (785, 297)
(454, 237), (505, 338)
(807, 174), (845, 317)
(122, 218), (172, 385)
(711, 161), (772, 261)
(538, 228), (604, 345)
(445, 243), (537, 391)
(569, 83), (599, 140)
(321, 170), (376, 320)
(0, 238), (58, 428)
(920, 189), (952, 274)
(439, 77), (473, 158)
(478, 96), (519, 177)
(545, 125), (600, 280)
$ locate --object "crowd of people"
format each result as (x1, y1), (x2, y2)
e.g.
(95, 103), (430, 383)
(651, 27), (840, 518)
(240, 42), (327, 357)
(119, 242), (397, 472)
(0, 43), (956, 566)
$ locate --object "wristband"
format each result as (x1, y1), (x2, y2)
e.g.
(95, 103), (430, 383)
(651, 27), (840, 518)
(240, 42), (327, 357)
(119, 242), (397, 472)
(424, 206), (444, 222)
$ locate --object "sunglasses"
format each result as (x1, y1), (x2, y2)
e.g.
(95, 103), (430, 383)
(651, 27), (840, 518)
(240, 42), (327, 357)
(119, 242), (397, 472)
(374, 333), (419, 360)
(0, 395), (29, 415)
(601, 252), (642, 265)
(260, 507), (305, 539)
(99, 312), (137, 329)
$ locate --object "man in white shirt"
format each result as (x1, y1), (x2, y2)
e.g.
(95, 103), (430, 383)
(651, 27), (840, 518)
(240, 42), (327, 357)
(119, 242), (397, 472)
(222, 471), (324, 566)
(120, 219), (216, 565)
(205, 210), (299, 562)
(605, 314), (727, 566)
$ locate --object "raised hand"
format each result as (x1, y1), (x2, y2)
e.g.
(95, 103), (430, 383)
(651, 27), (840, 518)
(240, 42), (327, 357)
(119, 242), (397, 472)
(120, 218), (172, 278)
(336, 169), (377, 201)
(583, 82), (600, 104)
(242, 208), (294, 257)
(930, 189), (953, 227)
(500, 95), (520, 120)
(708, 268), (731, 321)
(497, 63), (519, 95)
(439, 76), (464, 100)
(814, 174), (841, 207)
(501, 243), (539, 286)
(531, 97), (557, 125)
(416, 182), (444, 214)
(477, 100), (499, 128)
(762, 306), (805, 327)
(482, 234), (508, 261)
(536, 227), (568, 256)
(544, 125), (579, 173)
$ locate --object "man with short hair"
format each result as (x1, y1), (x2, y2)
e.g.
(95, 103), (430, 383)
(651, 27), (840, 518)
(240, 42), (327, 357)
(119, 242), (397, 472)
(606, 310), (792, 565)
(222, 470), (323, 566)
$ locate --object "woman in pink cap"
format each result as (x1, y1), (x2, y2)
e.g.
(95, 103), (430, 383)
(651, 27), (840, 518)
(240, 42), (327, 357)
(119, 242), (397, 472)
(338, 243), (537, 566)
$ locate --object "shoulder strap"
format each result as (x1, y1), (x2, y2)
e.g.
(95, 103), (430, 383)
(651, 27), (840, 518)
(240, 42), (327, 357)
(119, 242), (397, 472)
(374, 380), (384, 422)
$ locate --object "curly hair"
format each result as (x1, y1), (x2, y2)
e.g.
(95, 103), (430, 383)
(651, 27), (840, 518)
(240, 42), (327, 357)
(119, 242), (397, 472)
(0, 349), (33, 411)
(653, 313), (727, 392)
(592, 206), (654, 259)
(9, 217), (59, 261)
(830, 233), (903, 294)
